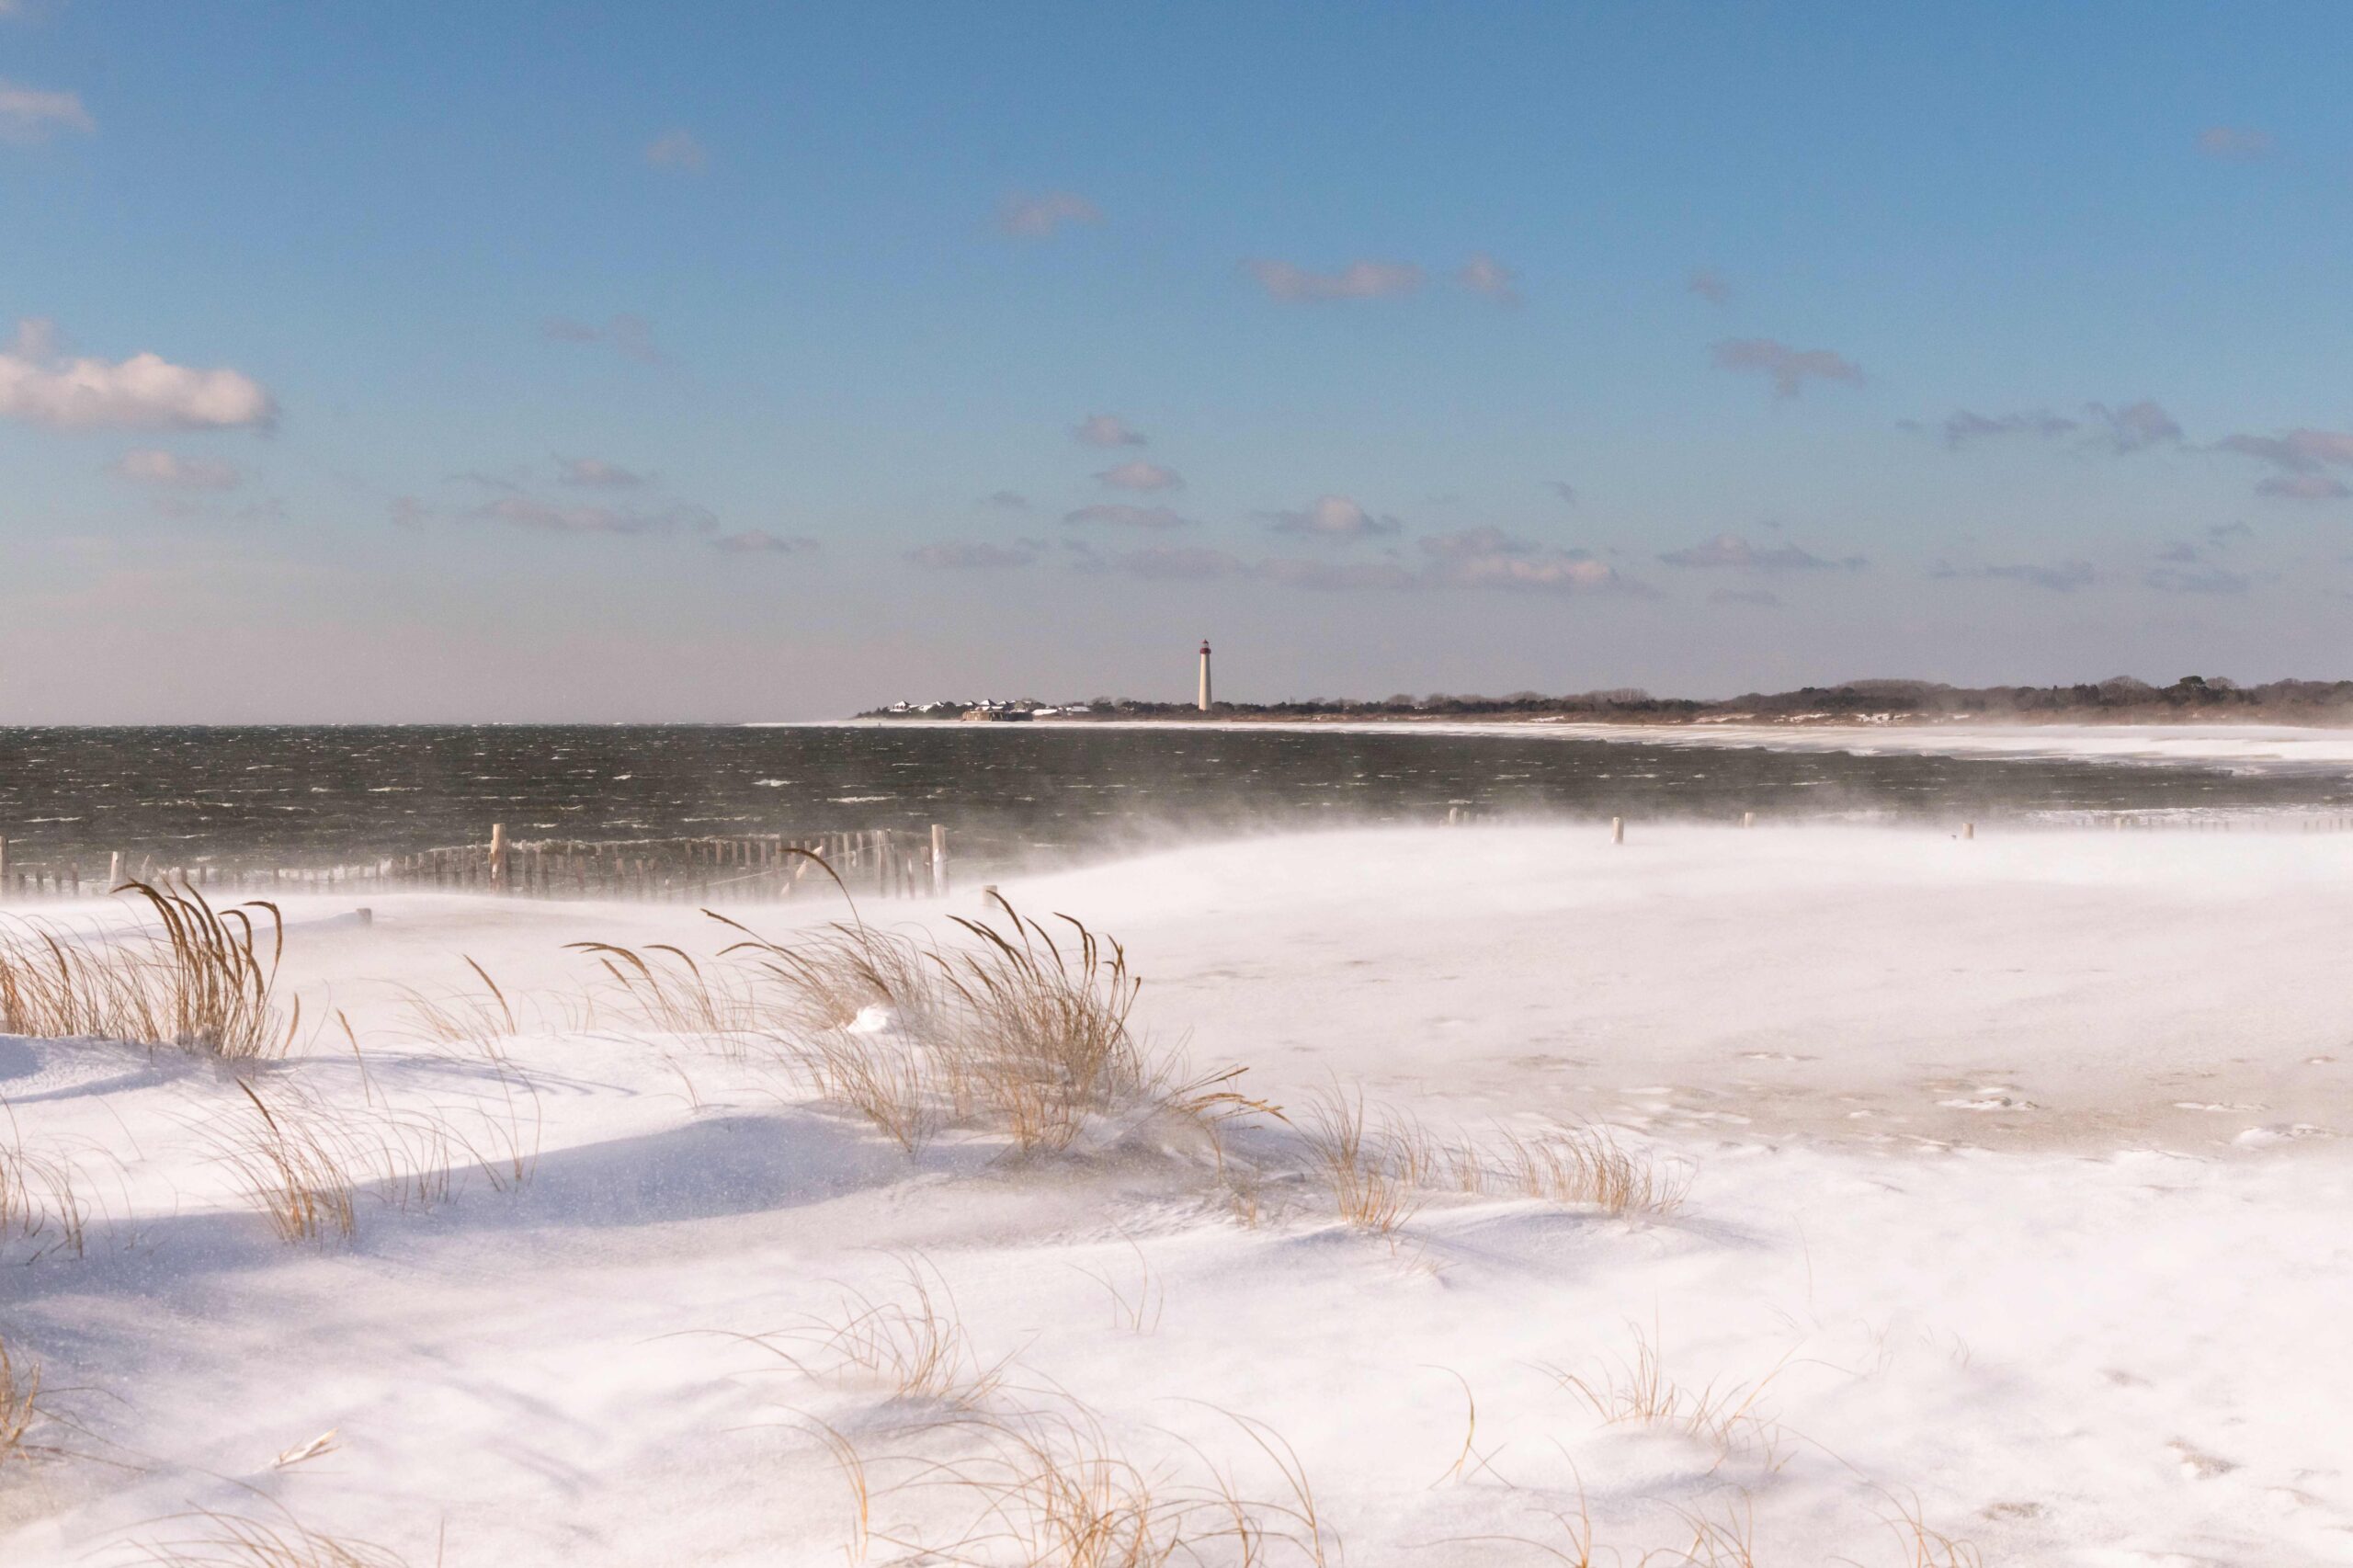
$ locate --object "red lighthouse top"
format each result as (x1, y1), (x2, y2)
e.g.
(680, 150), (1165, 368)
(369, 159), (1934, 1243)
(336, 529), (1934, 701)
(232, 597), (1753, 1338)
(1199, 640), (1211, 653)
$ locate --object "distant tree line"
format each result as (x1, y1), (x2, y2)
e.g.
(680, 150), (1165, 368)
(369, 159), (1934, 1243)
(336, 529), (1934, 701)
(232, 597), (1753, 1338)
(861, 675), (2353, 722)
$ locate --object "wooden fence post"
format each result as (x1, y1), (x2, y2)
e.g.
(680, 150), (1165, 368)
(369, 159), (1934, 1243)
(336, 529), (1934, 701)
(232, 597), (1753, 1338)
(489, 824), (508, 892)
(931, 824), (949, 895)
(1611, 816), (1625, 845)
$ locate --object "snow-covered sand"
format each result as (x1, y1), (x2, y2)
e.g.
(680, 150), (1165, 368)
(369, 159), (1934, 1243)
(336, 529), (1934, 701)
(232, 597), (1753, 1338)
(3, 825), (2348, 1564)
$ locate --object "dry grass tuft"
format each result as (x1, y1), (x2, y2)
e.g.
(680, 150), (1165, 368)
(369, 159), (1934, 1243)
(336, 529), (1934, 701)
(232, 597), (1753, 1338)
(1074, 1238), (1165, 1335)
(562, 941), (767, 1051)
(712, 888), (1161, 1155)
(927, 896), (1148, 1153)
(744, 1258), (1008, 1407)
(0, 881), (294, 1060)
(207, 1054), (541, 1242)
(125, 1505), (438, 1568)
(0, 1333), (43, 1471)
(837, 1399), (1333, 1567)
(1296, 1085), (1687, 1233)
(569, 879), (1264, 1161)
(0, 1101), (92, 1262)
(1876, 1491), (1986, 1568)
(1467, 1123), (1690, 1219)
(1298, 1088), (1425, 1234)
(395, 956), (529, 1049)
(211, 1079), (360, 1244)
(1550, 1322), (1790, 1468)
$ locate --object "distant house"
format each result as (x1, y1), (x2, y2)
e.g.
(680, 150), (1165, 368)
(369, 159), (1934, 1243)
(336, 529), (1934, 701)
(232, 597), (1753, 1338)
(960, 706), (1033, 722)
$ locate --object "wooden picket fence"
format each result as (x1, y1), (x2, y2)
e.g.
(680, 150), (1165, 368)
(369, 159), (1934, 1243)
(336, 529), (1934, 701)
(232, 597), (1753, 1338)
(0, 824), (952, 903)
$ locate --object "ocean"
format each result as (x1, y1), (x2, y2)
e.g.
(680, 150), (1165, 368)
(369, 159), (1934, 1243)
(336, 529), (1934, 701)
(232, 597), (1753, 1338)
(3, 722), (2349, 880)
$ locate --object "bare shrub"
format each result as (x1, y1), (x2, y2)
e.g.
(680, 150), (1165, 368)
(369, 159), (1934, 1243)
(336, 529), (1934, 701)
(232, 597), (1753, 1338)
(0, 881), (294, 1060)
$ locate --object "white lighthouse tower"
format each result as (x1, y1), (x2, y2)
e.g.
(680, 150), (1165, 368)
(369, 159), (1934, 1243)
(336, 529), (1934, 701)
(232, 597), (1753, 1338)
(1197, 639), (1213, 711)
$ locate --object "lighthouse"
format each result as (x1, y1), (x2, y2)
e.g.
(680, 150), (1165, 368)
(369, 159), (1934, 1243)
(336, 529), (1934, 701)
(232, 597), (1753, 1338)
(1198, 640), (1213, 711)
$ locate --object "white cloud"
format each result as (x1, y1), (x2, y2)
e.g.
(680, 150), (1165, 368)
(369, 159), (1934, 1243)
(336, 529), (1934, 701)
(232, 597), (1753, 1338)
(711, 529), (818, 554)
(1658, 532), (1854, 571)
(2086, 401), (2183, 451)
(1711, 338), (1864, 398)
(1244, 258), (1425, 303)
(2220, 427), (2353, 499)
(1063, 503), (1194, 528)
(110, 449), (240, 490)
(556, 456), (648, 488)
(0, 81), (92, 143)
(2256, 472), (2349, 501)
(1929, 559), (2095, 592)
(479, 496), (715, 536)
(1109, 545), (1249, 581)
(1687, 268), (1732, 304)
(643, 129), (707, 172)
(1096, 460), (1183, 493)
(541, 313), (665, 365)
(1257, 557), (1416, 590)
(2198, 126), (2274, 161)
(2221, 428), (2353, 472)
(1456, 254), (1519, 305)
(1062, 526), (1633, 595)
(0, 318), (277, 431)
(1418, 527), (1625, 592)
(1929, 400), (2181, 452)
(998, 191), (1100, 238)
(1072, 414), (1146, 448)
(1936, 409), (2079, 447)
(1418, 526), (1535, 561)
(2145, 564), (2248, 595)
(1437, 551), (1618, 591)
(910, 540), (1038, 569)
(1266, 494), (1399, 540)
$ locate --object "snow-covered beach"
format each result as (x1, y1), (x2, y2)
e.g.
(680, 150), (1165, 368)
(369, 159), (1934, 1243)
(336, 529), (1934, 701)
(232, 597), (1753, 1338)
(2, 821), (2347, 1565)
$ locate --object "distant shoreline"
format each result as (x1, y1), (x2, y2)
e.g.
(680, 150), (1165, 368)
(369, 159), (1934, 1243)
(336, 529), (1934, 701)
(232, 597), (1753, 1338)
(852, 708), (2353, 730)
(857, 675), (2353, 730)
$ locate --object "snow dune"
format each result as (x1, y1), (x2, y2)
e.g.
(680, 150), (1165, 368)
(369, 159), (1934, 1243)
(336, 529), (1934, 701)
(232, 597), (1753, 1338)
(1, 824), (2347, 1565)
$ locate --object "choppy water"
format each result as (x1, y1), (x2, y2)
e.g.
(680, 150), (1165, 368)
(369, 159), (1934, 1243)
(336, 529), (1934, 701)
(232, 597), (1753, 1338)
(1, 722), (2349, 877)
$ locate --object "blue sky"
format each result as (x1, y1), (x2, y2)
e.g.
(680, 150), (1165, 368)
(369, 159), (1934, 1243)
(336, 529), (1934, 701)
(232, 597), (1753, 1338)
(4, 1), (2350, 721)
